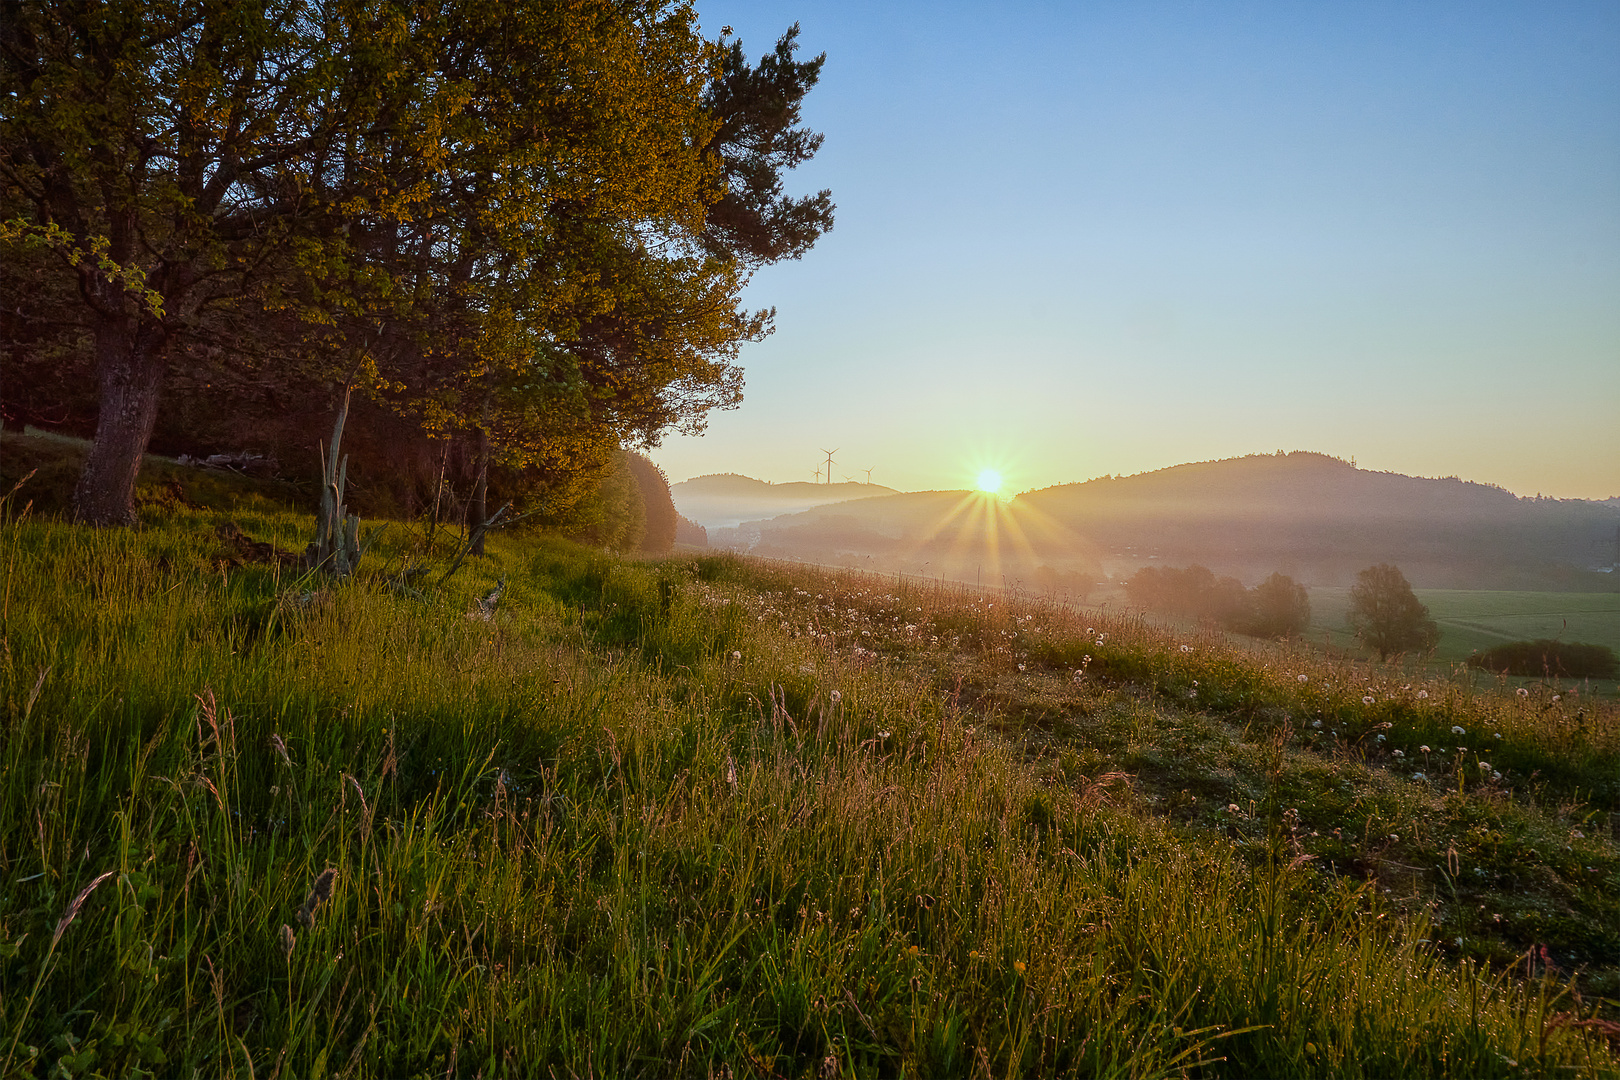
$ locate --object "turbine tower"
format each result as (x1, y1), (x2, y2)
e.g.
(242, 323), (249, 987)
(820, 448), (838, 485)
(862, 466), (874, 485)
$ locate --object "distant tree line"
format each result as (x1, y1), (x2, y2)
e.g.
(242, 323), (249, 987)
(1124, 565), (1310, 639)
(0, 2), (832, 528)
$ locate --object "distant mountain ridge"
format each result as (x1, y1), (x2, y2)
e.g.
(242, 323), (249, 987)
(1020, 452), (1618, 587)
(708, 453), (1620, 591)
(670, 473), (898, 529)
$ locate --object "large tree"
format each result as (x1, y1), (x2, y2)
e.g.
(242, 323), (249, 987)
(1347, 563), (1439, 661)
(0, 0), (414, 523)
(2, 2), (832, 525)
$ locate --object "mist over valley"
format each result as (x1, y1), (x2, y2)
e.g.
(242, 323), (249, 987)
(677, 452), (1620, 596)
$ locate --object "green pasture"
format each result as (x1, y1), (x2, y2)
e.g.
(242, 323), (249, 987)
(1309, 587), (1620, 663)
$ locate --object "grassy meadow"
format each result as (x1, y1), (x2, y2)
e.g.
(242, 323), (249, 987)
(1, 489), (1618, 1076)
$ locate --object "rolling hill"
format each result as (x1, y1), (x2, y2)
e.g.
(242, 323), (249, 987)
(710, 453), (1620, 592)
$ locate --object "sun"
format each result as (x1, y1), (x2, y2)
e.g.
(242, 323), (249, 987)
(975, 469), (1003, 495)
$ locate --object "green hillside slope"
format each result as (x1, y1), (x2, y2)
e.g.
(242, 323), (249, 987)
(1, 496), (1616, 1076)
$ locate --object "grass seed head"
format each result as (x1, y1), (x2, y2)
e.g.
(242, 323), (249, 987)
(298, 868), (337, 927)
(52, 870), (115, 946)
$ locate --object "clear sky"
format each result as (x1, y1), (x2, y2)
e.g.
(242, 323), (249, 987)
(649, 0), (1620, 500)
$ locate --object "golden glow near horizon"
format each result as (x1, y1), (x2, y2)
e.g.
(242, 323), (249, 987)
(975, 469), (1003, 495)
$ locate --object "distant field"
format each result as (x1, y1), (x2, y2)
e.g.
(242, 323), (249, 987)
(1309, 587), (1620, 663)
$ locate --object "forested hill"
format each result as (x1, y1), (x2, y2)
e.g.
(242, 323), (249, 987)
(1022, 452), (1619, 588)
(671, 474), (897, 529)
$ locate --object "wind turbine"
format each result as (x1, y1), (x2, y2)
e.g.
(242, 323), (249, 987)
(862, 466), (875, 485)
(820, 448), (838, 485)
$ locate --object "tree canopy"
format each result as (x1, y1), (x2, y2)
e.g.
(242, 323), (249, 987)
(1124, 564), (1310, 639)
(0, 1), (832, 524)
(1347, 564), (1439, 661)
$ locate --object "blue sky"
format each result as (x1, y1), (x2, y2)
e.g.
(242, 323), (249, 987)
(649, 1), (1620, 499)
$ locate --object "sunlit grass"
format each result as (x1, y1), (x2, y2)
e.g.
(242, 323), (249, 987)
(0, 507), (1615, 1077)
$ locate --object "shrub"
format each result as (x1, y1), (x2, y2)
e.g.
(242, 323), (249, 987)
(1468, 639), (1618, 679)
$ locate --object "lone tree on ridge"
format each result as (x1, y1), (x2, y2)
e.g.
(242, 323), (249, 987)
(1347, 564), (1439, 661)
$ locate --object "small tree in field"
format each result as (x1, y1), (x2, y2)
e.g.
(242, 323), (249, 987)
(1248, 572), (1310, 639)
(1347, 564), (1439, 660)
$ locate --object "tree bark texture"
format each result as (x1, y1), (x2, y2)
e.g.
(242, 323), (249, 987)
(470, 425), (490, 556)
(71, 318), (170, 526)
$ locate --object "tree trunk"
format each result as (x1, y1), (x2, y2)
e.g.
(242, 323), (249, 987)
(72, 318), (169, 526)
(470, 425), (490, 556)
